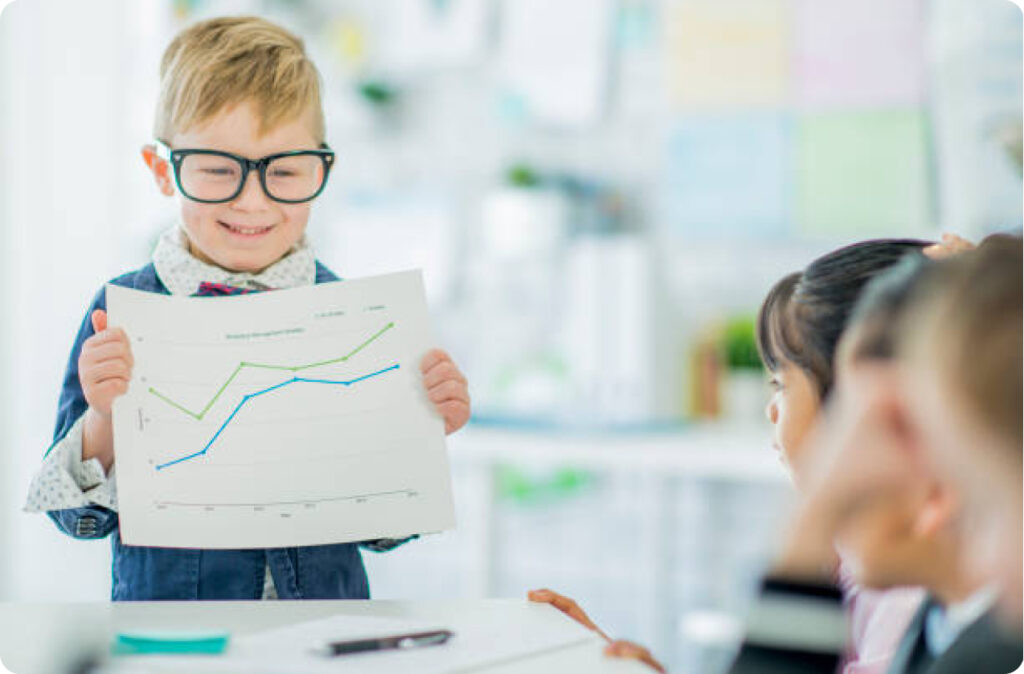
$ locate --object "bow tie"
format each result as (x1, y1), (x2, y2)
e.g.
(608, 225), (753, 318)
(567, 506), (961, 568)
(193, 281), (275, 297)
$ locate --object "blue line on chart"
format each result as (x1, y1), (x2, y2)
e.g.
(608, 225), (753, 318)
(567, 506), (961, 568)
(154, 363), (401, 471)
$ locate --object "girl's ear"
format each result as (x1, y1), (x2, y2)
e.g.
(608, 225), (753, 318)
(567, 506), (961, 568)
(141, 145), (175, 197)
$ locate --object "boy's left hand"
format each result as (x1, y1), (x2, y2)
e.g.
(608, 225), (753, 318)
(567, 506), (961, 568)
(421, 349), (470, 435)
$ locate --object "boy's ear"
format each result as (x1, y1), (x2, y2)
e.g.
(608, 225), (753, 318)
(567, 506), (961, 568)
(141, 144), (175, 197)
(913, 484), (958, 538)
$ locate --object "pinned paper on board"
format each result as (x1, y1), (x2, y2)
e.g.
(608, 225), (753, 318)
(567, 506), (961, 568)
(796, 110), (932, 236)
(794, 0), (925, 108)
(379, 0), (489, 72)
(929, 0), (1023, 236)
(663, 114), (792, 237)
(498, 0), (613, 127)
(318, 190), (457, 304)
(665, 0), (790, 108)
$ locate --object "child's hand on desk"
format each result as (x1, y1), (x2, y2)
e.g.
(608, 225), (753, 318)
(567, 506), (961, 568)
(604, 640), (667, 673)
(529, 590), (666, 672)
(528, 589), (610, 641)
(79, 309), (133, 472)
(420, 349), (470, 435)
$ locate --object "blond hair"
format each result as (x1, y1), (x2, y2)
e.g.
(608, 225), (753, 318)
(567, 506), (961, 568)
(902, 234), (1023, 449)
(155, 16), (325, 143)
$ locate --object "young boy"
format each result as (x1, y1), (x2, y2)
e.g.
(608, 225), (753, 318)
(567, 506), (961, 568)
(23, 16), (471, 601)
(898, 235), (1023, 629)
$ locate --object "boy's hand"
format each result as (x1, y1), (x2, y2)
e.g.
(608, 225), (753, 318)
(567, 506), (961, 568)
(774, 365), (922, 580)
(529, 591), (667, 674)
(923, 232), (974, 260)
(420, 349), (470, 435)
(602, 639), (667, 667)
(79, 309), (133, 418)
(604, 640), (667, 673)
(528, 589), (610, 641)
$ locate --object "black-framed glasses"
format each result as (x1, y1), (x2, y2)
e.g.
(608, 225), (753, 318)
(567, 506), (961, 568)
(155, 139), (335, 204)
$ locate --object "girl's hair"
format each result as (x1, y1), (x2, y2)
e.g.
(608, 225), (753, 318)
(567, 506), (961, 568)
(756, 239), (930, 399)
(901, 234), (1023, 449)
(844, 254), (932, 362)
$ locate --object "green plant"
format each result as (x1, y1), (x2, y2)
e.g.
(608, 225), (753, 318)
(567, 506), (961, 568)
(721, 316), (762, 371)
(357, 81), (396, 107)
(506, 164), (541, 188)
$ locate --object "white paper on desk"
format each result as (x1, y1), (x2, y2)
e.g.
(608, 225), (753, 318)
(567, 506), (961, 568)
(108, 270), (455, 549)
(115, 603), (598, 674)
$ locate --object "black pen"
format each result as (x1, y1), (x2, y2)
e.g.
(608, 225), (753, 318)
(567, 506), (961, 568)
(313, 629), (454, 657)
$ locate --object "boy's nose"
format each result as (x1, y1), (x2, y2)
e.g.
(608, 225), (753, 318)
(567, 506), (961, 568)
(231, 170), (271, 211)
(765, 400), (778, 425)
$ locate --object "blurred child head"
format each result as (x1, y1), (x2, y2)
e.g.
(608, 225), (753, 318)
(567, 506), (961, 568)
(831, 257), (976, 598)
(756, 240), (929, 484)
(899, 235), (1023, 622)
(142, 16), (329, 274)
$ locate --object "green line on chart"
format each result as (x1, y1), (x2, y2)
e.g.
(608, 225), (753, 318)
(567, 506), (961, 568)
(147, 321), (395, 420)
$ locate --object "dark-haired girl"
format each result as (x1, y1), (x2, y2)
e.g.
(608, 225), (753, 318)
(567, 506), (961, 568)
(757, 239), (935, 674)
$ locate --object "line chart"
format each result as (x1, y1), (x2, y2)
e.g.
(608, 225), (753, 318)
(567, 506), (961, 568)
(107, 271), (455, 550)
(148, 321), (395, 419)
(154, 363), (400, 471)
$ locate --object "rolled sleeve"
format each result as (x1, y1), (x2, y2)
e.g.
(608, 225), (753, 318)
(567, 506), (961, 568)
(24, 416), (119, 540)
(24, 416), (118, 513)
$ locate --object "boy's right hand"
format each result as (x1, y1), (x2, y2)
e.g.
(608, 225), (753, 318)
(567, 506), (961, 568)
(79, 309), (133, 418)
(604, 640), (667, 673)
(529, 590), (666, 671)
(528, 588), (610, 641)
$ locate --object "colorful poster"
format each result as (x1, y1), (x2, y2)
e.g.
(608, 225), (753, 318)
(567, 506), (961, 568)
(794, 0), (925, 108)
(796, 110), (932, 236)
(665, 0), (790, 108)
(664, 114), (792, 236)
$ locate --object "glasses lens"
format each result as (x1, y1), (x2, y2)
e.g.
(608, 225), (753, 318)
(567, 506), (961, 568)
(265, 154), (326, 202)
(178, 153), (243, 202)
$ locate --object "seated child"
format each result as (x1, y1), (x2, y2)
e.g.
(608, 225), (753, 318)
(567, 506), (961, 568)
(897, 234), (1023, 630)
(734, 235), (1022, 672)
(756, 241), (938, 674)
(23, 16), (471, 601)
(532, 238), (947, 671)
(744, 249), (1020, 673)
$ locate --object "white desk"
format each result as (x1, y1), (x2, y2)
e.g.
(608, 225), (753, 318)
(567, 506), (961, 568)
(0, 599), (654, 674)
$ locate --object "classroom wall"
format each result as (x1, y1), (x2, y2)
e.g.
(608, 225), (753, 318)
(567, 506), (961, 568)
(0, 0), (173, 600)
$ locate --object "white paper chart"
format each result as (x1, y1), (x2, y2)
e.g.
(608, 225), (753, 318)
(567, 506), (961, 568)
(107, 270), (455, 549)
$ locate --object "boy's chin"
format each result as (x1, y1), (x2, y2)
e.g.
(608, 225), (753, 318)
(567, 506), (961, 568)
(217, 254), (283, 274)
(189, 239), (292, 274)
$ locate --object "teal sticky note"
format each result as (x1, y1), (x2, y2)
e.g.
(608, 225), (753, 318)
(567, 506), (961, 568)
(112, 631), (229, 655)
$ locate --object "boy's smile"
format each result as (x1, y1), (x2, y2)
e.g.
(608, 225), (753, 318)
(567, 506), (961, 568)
(218, 221), (275, 237)
(151, 100), (324, 274)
